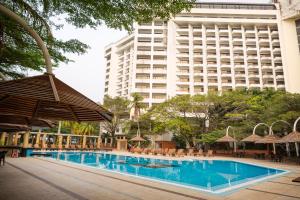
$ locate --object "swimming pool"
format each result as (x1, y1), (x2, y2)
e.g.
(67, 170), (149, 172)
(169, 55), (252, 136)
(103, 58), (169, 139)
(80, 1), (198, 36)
(37, 151), (286, 194)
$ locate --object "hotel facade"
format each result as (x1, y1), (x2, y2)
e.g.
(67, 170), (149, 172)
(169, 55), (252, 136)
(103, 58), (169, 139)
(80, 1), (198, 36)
(104, 1), (300, 107)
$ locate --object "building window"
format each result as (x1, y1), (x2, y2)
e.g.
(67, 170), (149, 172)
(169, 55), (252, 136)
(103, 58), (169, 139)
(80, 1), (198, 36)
(296, 19), (300, 52)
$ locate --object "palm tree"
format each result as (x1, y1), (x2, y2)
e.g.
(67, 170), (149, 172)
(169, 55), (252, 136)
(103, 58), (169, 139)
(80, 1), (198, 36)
(130, 93), (144, 138)
(80, 123), (96, 136)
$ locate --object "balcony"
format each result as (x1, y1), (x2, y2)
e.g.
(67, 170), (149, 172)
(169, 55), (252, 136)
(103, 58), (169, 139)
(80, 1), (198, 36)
(138, 42), (151, 46)
(194, 45), (203, 49)
(135, 88), (150, 93)
(275, 65), (283, 71)
(137, 51), (151, 55)
(274, 56), (282, 63)
(249, 74), (260, 79)
(176, 36), (189, 41)
(262, 74), (274, 79)
(177, 44), (189, 49)
(136, 59), (151, 64)
(276, 75), (284, 80)
(277, 84), (285, 89)
(262, 65), (273, 70)
(221, 64), (231, 69)
(152, 88), (167, 93)
(248, 65), (259, 70)
(153, 69), (167, 74)
(136, 69), (151, 73)
(272, 39), (280, 44)
(153, 51), (167, 56)
(176, 53), (189, 58)
(236, 83), (247, 87)
(249, 83), (261, 88)
(245, 30), (255, 35)
(258, 39), (269, 44)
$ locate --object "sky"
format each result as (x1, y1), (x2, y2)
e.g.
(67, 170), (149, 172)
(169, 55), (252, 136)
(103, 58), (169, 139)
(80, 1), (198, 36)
(47, 0), (271, 103)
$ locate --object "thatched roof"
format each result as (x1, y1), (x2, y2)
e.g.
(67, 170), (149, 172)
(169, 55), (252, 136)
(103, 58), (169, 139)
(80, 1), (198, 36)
(277, 131), (300, 143)
(130, 136), (146, 142)
(0, 73), (112, 122)
(255, 134), (280, 144)
(241, 134), (262, 143)
(216, 135), (236, 143)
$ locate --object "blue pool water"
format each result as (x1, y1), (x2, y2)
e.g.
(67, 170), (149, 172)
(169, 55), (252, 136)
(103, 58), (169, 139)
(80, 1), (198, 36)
(39, 152), (286, 193)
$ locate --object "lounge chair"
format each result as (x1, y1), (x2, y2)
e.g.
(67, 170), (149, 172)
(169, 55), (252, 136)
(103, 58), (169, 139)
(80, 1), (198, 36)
(149, 149), (156, 155)
(206, 150), (213, 157)
(89, 145), (94, 150)
(162, 148), (169, 156)
(187, 149), (195, 156)
(167, 149), (176, 157)
(142, 148), (150, 154)
(176, 149), (185, 157)
(134, 148), (142, 154)
(50, 144), (57, 149)
(76, 145), (82, 150)
(195, 149), (204, 156)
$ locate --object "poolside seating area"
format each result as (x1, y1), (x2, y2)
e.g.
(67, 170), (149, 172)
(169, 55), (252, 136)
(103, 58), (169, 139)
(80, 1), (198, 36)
(129, 147), (212, 157)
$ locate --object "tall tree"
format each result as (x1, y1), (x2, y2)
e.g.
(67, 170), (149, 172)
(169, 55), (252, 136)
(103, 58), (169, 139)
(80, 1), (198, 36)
(130, 92), (145, 137)
(102, 95), (130, 146)
(0, 0), (194, 79)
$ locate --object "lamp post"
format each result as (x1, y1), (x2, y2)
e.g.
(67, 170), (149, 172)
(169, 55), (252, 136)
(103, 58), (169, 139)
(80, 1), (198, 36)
(269, 120), (291, 156)
(293, 117), (300, 157)
(226, 126), (237, 152)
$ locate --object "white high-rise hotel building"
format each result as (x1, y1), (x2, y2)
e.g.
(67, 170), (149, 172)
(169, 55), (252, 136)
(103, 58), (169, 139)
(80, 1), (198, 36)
(104, 0), (300, 107)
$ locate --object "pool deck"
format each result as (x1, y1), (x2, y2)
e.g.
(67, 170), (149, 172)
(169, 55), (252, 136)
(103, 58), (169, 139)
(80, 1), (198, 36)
(0, 153), (300, 200)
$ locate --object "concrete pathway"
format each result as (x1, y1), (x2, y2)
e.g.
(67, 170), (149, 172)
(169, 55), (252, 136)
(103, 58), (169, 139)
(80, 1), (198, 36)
(0, 157), (299, 200)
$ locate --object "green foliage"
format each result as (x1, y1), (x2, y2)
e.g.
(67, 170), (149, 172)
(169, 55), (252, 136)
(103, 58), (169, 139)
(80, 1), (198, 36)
(61, 121), (98, 136)
(198, 130), (223, 144)
(102, 95), (130, 146)
(146, 90), (300, 146)
(0, 0), (194, 79)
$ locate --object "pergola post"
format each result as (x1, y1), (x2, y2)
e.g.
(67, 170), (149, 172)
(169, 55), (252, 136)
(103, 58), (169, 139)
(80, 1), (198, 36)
(97, 137), (101, 149)
(82, 135), (87, 149)
(34, 132), (41, 148)
(58, 135), (63, 150)
(0, 132), (6, 146)
(66, 135), (70, 148)
(42, 134), (47, 149)
(13, 132), (19, 146)
(104, 138), (108, 147)
(7, 133), (14, 146)
(23, 132), (29, 148)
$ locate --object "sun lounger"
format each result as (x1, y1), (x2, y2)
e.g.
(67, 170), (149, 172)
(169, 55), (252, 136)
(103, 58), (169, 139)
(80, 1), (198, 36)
(162, 148), (169, 156)
(142, 148), (150, 154)
(89, 145), (94, 150)
(50, 144), (57, 149)
(206, 150), (213, 157)
(176, 149), (185, 157)
(187, 149), (195, 156)
(195, 149), (203, 156)
(76, 145), (82, 150)
(166, 149), (176, 157)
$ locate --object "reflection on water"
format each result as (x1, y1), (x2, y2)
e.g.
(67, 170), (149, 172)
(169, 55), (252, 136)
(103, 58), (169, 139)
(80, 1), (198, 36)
(49, 152), (284, 192)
